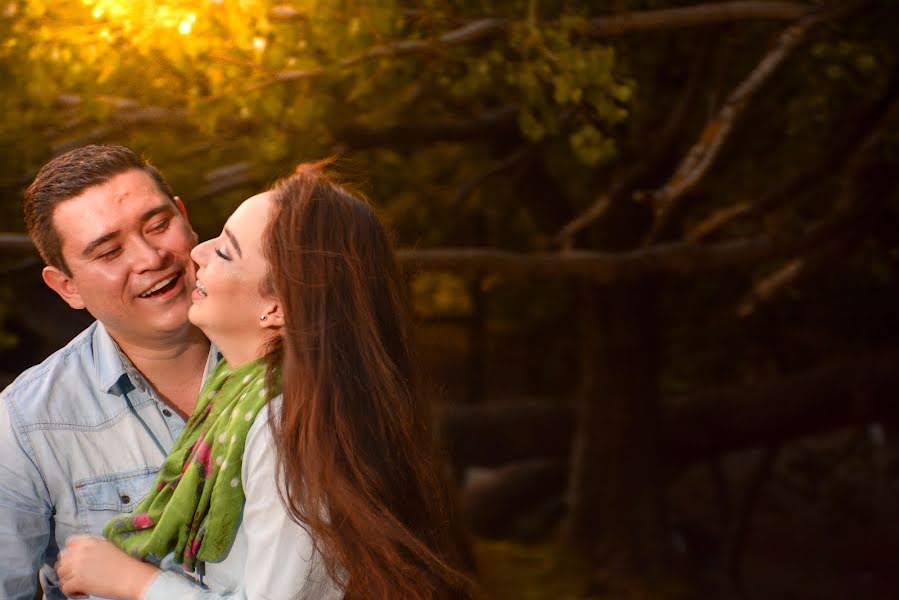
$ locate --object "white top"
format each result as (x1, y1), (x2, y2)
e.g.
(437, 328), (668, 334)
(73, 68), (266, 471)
(142, 401), (343, 599)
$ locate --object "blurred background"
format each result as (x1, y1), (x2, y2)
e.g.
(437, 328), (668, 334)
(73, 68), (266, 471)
(1, 1), (898, 598)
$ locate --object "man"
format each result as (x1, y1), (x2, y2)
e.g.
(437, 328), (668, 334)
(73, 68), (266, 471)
(0, 145), (215, 599)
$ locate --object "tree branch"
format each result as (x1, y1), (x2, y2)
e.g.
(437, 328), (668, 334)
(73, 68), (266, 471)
(453, 144), (536, 207)
(734, 88), (899, 315)
(555, 33), (712, 248)
(438, 349), (899, 472)
(0, 233), (39, 254)
(336, 104), (519, 150)
(0, 223), (833, 282)
(687, 60), (899, 243)
(585, 2), (807, 36)
(396, 235), (784, 282)
(192, 169), (265, 202)
(273, 3), (810, 84)
(51, 106), (192, 154)
(643, 2), (865, 245)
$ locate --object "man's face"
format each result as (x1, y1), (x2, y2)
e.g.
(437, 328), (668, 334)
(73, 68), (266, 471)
(45, 169), (199, 346)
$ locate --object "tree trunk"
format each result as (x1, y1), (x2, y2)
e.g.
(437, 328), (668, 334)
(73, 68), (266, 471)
(466, 273), (486, 404)
(564, 281), (665, 570)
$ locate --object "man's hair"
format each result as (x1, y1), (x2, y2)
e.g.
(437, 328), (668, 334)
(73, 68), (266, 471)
(24, 144), (174, 276)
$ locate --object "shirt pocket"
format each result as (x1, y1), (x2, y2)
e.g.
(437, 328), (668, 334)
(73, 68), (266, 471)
(74, 467), (159, 533)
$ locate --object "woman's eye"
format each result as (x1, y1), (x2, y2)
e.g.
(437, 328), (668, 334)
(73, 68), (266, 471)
(215, 248), (231, 261)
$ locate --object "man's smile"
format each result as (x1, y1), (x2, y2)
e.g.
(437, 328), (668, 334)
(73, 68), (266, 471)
(137, 270), (184, 299)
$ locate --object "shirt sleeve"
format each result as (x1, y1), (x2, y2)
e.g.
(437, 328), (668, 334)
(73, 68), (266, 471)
(0, 397), (53, 600)
(143, 403), (343, 600)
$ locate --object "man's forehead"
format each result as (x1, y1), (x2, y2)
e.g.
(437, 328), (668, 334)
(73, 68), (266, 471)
(52, 172), (175, 251)
(74, 169), (165, 203)
(55, 171), (168, 217)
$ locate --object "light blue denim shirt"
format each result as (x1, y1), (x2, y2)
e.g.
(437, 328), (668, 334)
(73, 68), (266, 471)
(0, 321), (218, 600)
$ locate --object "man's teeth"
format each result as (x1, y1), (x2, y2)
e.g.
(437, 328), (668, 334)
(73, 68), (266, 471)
(140, 275), (177, 297)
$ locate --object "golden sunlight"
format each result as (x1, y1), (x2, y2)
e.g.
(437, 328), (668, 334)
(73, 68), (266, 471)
(83, 0), (200, 36)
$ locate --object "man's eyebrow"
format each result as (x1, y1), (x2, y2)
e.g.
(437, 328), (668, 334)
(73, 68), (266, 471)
(139, 204), (175, 223)
(224, 227), (243, 258)
(81, 204), (176, 257)
(82, 231), (121, 258)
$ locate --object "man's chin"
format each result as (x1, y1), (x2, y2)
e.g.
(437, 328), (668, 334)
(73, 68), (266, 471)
(137, 303), (196, 336)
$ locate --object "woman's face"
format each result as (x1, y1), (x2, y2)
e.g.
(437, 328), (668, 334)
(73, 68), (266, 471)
(189, 191), (277, 365)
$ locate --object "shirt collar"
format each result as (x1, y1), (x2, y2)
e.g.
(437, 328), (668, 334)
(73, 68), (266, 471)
(92, 321), (221, 396)
(93, 322), (136, 395)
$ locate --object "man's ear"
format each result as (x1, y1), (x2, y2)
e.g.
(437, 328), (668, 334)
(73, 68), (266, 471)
(175, 196), (200, 246)
(42, 266), (85, 310)
(174, 196), (188, 219)
(259, 302), (284, 330)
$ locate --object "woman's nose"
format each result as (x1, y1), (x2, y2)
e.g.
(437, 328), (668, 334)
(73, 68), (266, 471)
(190, 239), (211, 265)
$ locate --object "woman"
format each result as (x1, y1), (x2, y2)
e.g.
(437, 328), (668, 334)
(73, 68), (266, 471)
(56, 163), (476, 599)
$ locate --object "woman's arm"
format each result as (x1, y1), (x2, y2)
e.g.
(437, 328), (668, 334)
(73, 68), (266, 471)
(59, 402), (342, 600)
(56, 536), (160, 600)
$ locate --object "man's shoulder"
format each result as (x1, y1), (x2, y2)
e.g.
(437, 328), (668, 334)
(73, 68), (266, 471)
(1, 322), (101, 415)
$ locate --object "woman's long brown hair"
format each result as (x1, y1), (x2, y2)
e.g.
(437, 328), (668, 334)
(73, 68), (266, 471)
(262, 163), (476, 599)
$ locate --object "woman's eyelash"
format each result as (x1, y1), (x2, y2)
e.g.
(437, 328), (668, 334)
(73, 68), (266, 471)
(215, 248), (231, 261)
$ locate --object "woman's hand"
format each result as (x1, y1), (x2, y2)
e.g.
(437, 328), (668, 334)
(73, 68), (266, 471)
(56, 535), (160, 600)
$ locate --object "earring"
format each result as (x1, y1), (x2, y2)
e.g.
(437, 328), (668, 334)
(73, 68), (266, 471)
(259, 315), (267, 321)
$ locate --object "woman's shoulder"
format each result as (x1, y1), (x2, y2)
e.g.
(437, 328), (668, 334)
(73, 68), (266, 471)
(242, 395), (283, 477)
(245, 394), (283, 440)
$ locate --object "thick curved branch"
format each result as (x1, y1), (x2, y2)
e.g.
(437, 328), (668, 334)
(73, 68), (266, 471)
(336, 104), (519, 150)
(555, 33), (712, 248)
(735, 245), (839, 317)
(273, 3), (809, 84)
(734, 90), (899, 315)
(438, 349), (899, 472)
(643, 2), (865, 245)
(0, 233), (38, 254)
(585, 2), (807, 36)
(51, 106), (191, 154)
(47, 95), (190, 154)
(688, 62), (899, 243)
(670, 350), (899, 466)
(0, 224), (830, 282)
(193, 169), (265, 202)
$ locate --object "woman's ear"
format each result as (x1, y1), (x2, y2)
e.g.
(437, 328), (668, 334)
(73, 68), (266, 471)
(259, 302), (284, 329)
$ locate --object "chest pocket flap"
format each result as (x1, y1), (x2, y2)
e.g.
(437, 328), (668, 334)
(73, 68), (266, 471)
(74, 468), (159, 512)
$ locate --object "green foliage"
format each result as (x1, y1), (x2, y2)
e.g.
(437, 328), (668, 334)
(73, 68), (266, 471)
(411, 272), (472, 318)
(0, 0), (896, 401)
(0, 0), (636, 237)
(506, 16), (632, 164)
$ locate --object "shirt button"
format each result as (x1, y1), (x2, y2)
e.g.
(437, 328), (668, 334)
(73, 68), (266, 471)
(120, 494), (131, 504)
(162, 408), (173, 417)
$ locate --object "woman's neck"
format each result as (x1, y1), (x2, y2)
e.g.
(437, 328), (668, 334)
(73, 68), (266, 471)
(212, 332), (274, 369)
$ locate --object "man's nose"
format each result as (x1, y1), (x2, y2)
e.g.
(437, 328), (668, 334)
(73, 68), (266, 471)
(131, 237), (168, 272)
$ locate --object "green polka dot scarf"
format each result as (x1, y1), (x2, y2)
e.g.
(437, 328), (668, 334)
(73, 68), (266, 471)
(104, 358), (280, 571)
